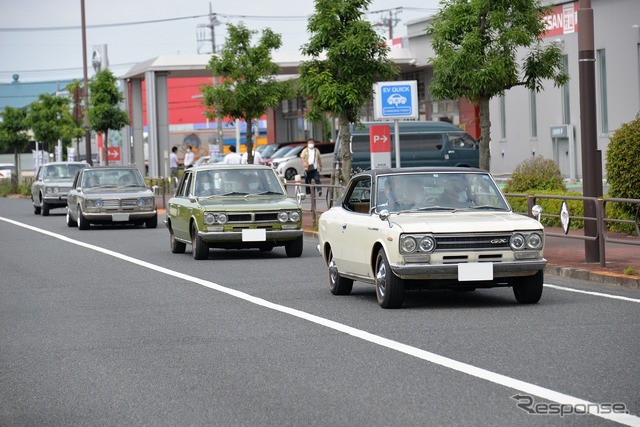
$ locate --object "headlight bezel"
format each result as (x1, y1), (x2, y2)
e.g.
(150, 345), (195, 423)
(400, 234), (436, 254)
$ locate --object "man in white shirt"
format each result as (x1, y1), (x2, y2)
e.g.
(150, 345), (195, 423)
(241, 148), (263, 165)
(300, 138), (323, 196)
(183, 145), (195, 169)
(223, 145), (243, 164)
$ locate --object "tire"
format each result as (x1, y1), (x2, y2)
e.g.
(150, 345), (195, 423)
(146, 214), (158, 229)
(285, 236), (303, 258)
(169, 226), (186, 254)
(191, 223), (209, 260)
(328, 248), (353, 295)
(41, 198), (50, 216)
(77, 206), (90, 230)
(285, 168), (297, 181)
(512, 271), (544, 304)
(66, 208), (77, 227)
(33, 203), (41, 215)
(375, 248), (405, 309)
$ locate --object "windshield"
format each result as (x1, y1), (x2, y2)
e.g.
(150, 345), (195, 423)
(194, 168), (285, 197)
(82, 169), (145, 188)
(375, 172), (509, 213)
(44, 164), (86, 180)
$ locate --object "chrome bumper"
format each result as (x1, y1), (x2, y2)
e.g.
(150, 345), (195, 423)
(199, 229), (303, 242)
(390, 259), (547, 280)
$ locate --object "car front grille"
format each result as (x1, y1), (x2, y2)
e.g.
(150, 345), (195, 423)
(227, 212), (280, 223)
(434, 233), (512, 251)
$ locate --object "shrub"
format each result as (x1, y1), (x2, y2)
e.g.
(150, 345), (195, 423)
(606, 113), (640, 232)
(503, 156), (566, 193)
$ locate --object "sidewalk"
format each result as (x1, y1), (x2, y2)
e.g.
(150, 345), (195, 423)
(301, 208), (640, 289)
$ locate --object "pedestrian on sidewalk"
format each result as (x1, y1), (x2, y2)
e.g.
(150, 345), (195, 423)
(301, 138), (322, 196)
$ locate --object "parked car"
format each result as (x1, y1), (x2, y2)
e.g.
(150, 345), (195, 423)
(31, 161), (89, 215)
(261, 144), (304, 167)
(0, 163), (16, 180)
(273, 142), (335, 180)
(66, 166), (158, 229)
(317, 167), (546, 309)
(257, 141), (306, 162)
(165, 164), (303, 260)
(194, 153), (224, 166)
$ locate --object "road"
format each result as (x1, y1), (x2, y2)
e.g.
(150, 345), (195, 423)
(1, 197), (639, 426)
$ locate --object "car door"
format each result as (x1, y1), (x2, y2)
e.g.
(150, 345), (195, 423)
(66, 169), (83, 219)
(168, 171), (193, 240)
(336, 176), (375, 276)
(32, 166), (44, 203)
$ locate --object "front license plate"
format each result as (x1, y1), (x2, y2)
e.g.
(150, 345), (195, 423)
(112, 213), (130, 222)
(242, 229), (266, 242)
(458, 263), (493, 281)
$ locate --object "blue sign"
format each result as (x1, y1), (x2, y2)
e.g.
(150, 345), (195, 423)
(373, 81), (418, 120)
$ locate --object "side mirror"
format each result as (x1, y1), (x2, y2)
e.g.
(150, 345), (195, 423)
(532, 204), (543, 222)
(378, 209), (393, 228)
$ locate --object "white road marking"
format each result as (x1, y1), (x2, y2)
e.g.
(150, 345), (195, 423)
(2, 216), (639, 426)
(544, 284), (640, 303)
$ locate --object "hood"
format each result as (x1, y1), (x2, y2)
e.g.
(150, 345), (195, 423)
(83, 187), (154, 197)
(389, 211), (543, 233)
(198, 196), (299, 211)
(44, 178), (74, 186)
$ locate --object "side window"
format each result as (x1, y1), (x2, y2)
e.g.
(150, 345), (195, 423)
(36, 166), (43, 181)
(177, 172), (192, 197)
(318, 144), (335, 154)
(342, 177), (372, 213)
(448, 133), (478, 150)
(401, 133), (444, 151)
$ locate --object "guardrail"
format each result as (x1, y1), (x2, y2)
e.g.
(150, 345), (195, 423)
(506, 193), (640, 267)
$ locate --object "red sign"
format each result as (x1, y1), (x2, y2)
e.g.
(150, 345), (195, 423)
(370, 125), (391, 153)
(107, 147), (121, 161)
(542, 2), (579, 38)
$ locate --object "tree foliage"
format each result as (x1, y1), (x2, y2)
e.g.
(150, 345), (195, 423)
(0, 106), (30, 188)
(27, 93), (76, 155)
(89, 69), (129, 165)
(427, 0), (569, 171)
(299, 0), (398, 183)
(202, 23), (293, 164)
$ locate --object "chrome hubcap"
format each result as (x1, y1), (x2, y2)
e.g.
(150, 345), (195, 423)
(376, 261), (387, 298)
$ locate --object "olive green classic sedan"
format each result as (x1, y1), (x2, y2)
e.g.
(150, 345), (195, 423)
(165, 164), (303, 260)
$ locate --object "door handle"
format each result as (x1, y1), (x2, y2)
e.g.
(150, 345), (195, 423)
(342, 223), (347, 230)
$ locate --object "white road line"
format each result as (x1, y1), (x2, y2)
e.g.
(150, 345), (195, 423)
(544, 284), (640, 303)
(2, 216), (639, 427)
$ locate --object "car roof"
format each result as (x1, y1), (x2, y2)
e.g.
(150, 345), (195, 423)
(43, 161), (89, 166)
(190, 163), (275, 171)
(354, 166), (487, 179)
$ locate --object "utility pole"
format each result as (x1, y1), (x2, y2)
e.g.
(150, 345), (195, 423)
(208, 3), (224, 153)
(80, 0), (92, 165)
(578, 0), (603, 262)
(374, 9), (400, 41)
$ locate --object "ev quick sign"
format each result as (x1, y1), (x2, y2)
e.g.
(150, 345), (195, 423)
(373, 80), (418, 120)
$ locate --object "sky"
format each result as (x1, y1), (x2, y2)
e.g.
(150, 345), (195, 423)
(0, 0), (441, 84)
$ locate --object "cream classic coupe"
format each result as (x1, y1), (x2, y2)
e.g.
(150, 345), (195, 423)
(318, 167), (546, 309)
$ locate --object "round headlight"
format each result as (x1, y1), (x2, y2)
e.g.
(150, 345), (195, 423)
(400, 236), (417, 253)
(510, 233), (526, 250)
(418, 236), (436, 253)
(278, 211), (289, 223)
(137, 198), (145, 207)
(204, 213), (215, 225)
(217, 213), (228, 224)
(527, 233), (543, 250)
(95, 199), (103, 208)
(289, 211), (300, 222)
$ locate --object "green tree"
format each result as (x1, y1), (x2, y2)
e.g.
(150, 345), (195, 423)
(202, 23), (293, 164)
(299, 0), (398, 183)
(427, 0), (569, 171)
(89, 69), (129, 165)
(28, 93), (76, 157)
(0, 106), (30, 191)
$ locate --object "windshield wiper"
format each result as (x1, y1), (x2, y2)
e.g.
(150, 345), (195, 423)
(218, 191), (248, 196)
(416, 206), (455, 211)
(467, 205), (506, 210)
(253, 191), (283, 195)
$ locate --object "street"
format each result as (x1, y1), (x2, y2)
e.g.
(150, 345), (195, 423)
(1, 197), (639, 426)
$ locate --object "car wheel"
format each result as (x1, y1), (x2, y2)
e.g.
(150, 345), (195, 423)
(169, 226), (186, 254)
(375, 248), (404, 309)
(191, 223), (209, 260)
(285, 168), (297, 181)
(328, 248), (353, 295)
(66, 208), (77, 227)
(512, 271), (543, 304)
(41, 195), (50, 216)
(33, 202), (41, 215)
(285, 236), (303, 257)
(146, 214), (158, 229)
(77, 206), (90, 230)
